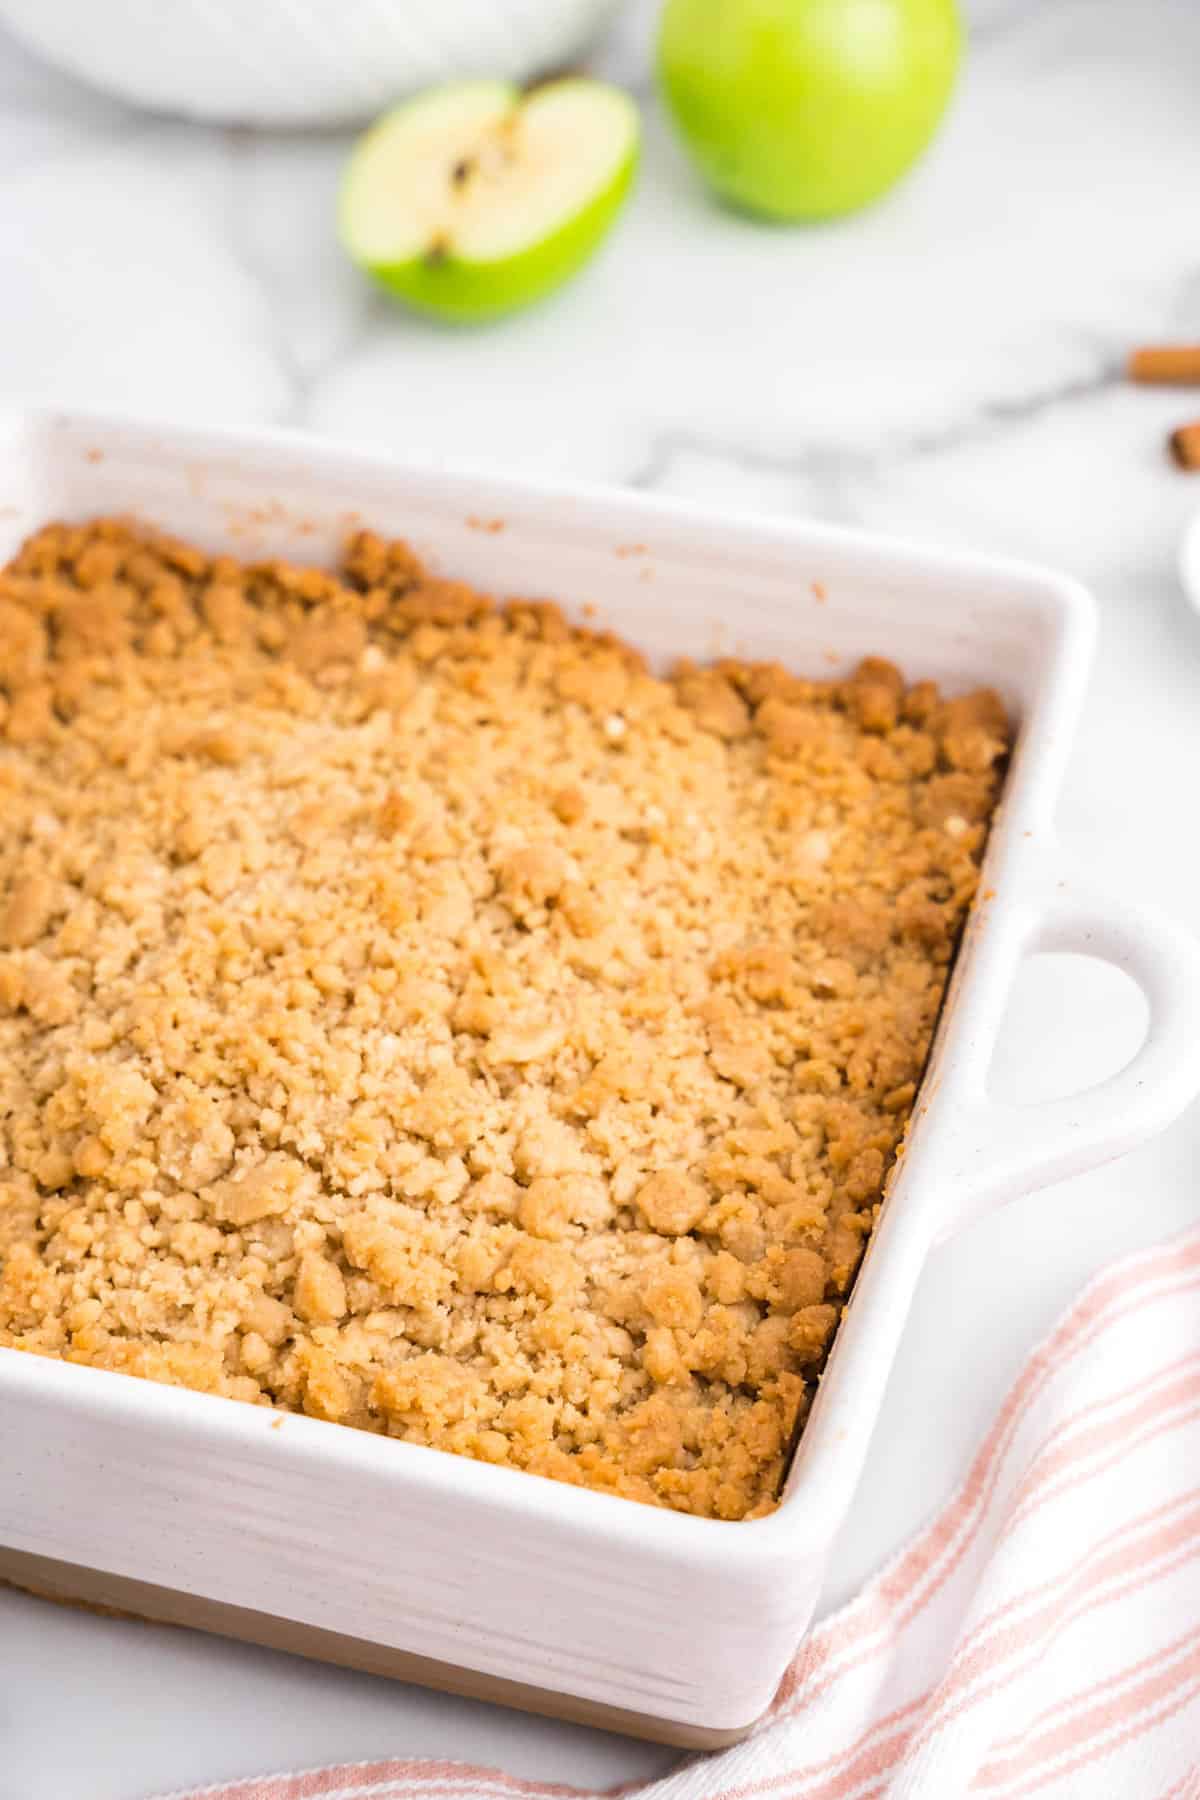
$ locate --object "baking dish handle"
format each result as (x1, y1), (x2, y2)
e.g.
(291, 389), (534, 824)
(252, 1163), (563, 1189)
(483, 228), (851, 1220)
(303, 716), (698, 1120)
(931, 860), (1200, 1239)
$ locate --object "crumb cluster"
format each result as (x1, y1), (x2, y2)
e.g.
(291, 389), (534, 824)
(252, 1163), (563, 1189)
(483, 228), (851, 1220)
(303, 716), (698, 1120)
(0, 519), (1008, 1519)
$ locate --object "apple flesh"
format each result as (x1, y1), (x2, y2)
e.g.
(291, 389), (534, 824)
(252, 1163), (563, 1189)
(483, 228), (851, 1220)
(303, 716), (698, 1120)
(658, 0), (961, 222)
(339, 78), (639, 323)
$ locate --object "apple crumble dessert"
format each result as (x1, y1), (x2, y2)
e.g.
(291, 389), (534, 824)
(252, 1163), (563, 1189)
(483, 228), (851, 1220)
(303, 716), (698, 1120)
(0, 519), (1009, 1519)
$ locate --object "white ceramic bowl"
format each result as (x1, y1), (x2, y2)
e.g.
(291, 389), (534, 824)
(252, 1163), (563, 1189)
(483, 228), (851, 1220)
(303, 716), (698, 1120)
(4, 409), (1200, 1746)
(0, 0), (625, 126)
(1179, 508), (1200, 617)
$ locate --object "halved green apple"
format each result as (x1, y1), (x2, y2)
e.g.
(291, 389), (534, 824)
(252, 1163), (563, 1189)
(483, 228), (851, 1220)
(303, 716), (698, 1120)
(339, 78), (639, 324)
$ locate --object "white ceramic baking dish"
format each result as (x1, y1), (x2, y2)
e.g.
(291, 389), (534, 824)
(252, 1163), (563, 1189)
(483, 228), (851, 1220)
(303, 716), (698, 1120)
(3, 409), (1200, 1748)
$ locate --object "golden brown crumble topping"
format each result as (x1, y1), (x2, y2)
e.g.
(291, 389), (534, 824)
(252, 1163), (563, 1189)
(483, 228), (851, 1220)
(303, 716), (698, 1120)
(0, 519), (1009, 1520)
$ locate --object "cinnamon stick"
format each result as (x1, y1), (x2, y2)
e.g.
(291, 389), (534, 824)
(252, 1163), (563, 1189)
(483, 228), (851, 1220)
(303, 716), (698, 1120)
(1168, 422), (1200, 470)
(1129, 345), (1200, 386)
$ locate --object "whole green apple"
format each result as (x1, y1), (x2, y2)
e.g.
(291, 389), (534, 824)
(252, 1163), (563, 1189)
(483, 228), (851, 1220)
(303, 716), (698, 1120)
(657, 0), (962, 221)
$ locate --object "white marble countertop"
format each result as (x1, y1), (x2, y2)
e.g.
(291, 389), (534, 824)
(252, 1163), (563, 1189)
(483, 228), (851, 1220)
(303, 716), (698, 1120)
(3, 1), (1200, 1795)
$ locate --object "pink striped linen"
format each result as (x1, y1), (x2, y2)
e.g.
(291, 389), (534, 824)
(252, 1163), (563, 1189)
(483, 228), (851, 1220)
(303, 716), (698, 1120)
(151, 1227), (1200, 1800)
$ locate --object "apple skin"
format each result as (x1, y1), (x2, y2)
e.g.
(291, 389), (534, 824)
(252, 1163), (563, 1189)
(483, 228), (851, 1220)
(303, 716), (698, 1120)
(343, 84), (639, 326)
(657, 0), (961, 222)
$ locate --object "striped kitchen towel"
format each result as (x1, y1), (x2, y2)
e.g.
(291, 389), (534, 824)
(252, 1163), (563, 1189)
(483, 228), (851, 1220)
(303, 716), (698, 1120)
(152, 1227), (1200, 1800)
